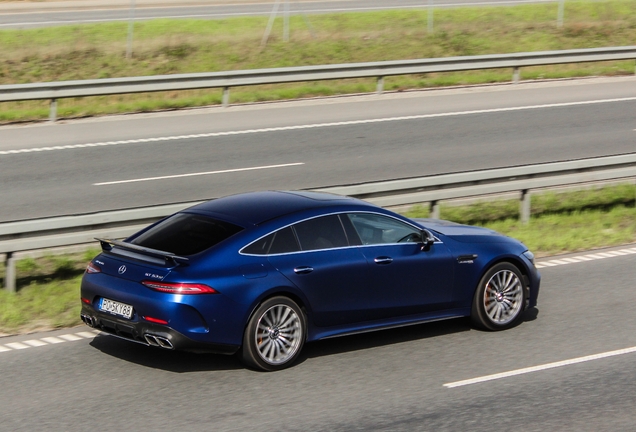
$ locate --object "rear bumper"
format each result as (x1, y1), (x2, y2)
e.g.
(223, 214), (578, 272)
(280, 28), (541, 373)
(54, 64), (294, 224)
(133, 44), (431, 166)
(81, 304), (240, 355)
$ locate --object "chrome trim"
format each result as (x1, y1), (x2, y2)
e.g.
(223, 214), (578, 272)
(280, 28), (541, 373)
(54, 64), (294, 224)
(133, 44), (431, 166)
(80, 314), (94, 327)
(294, 266), (314, 274)
(144, 334), (174, 349)
(239, 210), (443, 257)
(374, 257), (393, 264)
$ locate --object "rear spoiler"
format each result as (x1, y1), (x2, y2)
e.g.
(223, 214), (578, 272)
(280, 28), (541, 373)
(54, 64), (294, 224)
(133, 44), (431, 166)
(96, 238), (189, 267)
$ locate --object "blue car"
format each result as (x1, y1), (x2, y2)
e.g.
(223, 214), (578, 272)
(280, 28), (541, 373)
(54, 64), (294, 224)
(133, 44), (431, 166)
(80, 190), (540, 371)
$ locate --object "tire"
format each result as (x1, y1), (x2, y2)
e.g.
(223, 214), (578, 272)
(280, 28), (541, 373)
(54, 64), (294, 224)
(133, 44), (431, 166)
(471, 262), (525, 331)
(240, 296), (306, 371)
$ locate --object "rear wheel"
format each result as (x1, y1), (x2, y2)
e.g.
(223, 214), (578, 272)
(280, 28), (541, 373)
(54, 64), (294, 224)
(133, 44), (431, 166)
(471, 262), (525, 331)
(241, 296), (306, 371)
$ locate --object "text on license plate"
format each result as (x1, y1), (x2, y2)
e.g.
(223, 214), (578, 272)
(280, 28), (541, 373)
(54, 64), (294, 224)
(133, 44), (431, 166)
(99, 298), (133, 319)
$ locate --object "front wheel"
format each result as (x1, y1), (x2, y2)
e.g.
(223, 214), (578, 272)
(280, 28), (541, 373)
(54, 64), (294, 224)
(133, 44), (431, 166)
(240, 296), (306, 371)
(471, 262), (525, 331)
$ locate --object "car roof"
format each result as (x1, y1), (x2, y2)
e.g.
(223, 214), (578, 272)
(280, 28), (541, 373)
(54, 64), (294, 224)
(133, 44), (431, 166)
(186, 191), (372, 226)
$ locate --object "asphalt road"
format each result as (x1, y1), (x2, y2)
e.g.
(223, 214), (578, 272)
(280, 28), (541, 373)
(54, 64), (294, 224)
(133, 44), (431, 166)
(1, 77), (635, 222)
(1, 248), (635, 431)
(0, 0), (558, 28)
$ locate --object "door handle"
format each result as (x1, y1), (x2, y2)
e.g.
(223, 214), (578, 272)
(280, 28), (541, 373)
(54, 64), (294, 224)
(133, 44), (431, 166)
(374, 256), (393, 265)
(294, 266), (314, 274)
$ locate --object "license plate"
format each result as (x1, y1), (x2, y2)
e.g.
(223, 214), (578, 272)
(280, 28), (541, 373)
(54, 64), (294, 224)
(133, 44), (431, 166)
(99, 298), (134, 319)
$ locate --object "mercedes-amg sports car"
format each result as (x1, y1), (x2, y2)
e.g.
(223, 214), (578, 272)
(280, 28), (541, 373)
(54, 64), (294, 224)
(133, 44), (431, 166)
(80, 190), (540, 371)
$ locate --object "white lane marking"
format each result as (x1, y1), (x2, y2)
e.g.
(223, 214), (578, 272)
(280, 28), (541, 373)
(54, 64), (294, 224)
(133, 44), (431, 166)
(535, 247), (636, 269)
(5, 342), (29, 350)
(94, 162), (305, 186)
(0, 1), (556, 27)
(40, 336), (65, 344)
(561, 258), (582, 263)
(444, 346), (636, 388)
(598, 252), (620, 257)
(76, 331), (98, 339)
(23, 339), (48, 347)
(2, 97), (636, 156)
(59, 334), (82, 341)
(546, 259), (570, 265)
(0, 331), (100, 354)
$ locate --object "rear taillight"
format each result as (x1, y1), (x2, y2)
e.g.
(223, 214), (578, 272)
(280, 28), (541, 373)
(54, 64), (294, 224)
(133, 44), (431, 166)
(142, 281), (218, 294)
(143, 316), (169, 325)
(86, 262), (101, 274)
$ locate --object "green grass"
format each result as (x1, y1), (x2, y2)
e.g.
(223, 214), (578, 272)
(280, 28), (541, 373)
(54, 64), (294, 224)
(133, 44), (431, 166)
(0, 276), (82, 332)
(1, 184), (635, 334)
(1, 0), (636, 122)
(404, 184), (636, 255)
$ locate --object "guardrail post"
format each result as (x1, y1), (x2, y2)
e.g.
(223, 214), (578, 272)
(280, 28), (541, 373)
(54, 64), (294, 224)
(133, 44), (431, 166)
(513, 67), (520, 84)
(520, 189), (531, 224)
(49, 99), (57, 122)
(430, 200), (440, 219)
(376, 76), (384, 94)
(222, 87), (230, 108)
(4, 252), (16, 293)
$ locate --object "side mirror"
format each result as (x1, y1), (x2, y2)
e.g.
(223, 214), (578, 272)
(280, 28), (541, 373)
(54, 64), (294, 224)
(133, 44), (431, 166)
(420, 230), (434, 251)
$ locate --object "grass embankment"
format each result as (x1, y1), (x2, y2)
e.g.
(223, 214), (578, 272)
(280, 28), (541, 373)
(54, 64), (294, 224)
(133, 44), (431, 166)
(1, 184), (635, 334)
(1, 0), (636, 122)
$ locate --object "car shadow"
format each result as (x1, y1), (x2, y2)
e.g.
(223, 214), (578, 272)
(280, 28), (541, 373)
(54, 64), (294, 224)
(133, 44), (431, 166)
(90, 336), (244, 372)
(297, 317), (473, 364)
(522, 306), (539, 322)
(295, 307), (540, 366)
(90, 309), (539, 372)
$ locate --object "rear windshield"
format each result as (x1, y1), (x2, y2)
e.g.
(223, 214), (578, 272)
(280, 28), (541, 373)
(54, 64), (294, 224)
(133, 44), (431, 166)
(131, 213), (243, 256)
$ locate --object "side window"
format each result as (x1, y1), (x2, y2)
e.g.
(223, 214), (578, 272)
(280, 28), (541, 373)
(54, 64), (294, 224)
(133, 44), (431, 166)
(347, 213), (421, 245)
(339, 214), (362, 246)
(242, 227), (300, 255)
(269, 227), (300, 254)
(293, 215), (349, 251)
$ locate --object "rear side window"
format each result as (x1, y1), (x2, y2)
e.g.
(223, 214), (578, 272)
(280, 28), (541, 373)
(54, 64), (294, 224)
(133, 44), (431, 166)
(294, 215), (348, 251)
(131, 213), (242, 256)
(242, 227), (300, 255)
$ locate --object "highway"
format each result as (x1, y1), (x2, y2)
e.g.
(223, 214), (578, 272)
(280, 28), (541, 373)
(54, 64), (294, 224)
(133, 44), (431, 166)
(1, 76), (635, 222)
(1, 248), (636, 430)
(0, 0), (558, 28)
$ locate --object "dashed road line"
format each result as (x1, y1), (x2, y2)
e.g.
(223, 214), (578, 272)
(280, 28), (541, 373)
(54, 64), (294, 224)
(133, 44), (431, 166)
(5, 342), (30, 350)
(0, 1), (564, 28)
(2, 97), (636, 156)
(41, 336), (65, 344)
(59, 334), (83, 341)
(535, 247), (636, 269)
(23, 340), (48, 347)
(444, 346), (636, 388)
(93, 162), (305, 186)
(0, 330), (99, 355)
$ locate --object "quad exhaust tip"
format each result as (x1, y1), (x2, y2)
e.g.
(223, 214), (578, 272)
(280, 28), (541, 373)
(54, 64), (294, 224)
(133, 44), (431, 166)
(81, 314), (95, 328)
(144, 334), (174, 349)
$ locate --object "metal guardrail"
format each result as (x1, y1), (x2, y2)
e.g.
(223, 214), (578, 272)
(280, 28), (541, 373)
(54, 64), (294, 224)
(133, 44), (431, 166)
(2, 153), (636, 292)
(1, 46), (635, 121)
